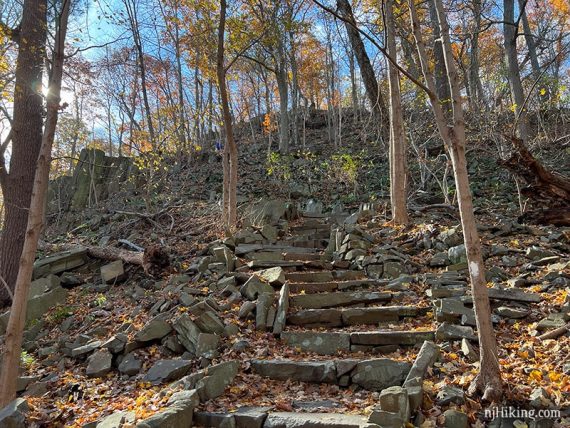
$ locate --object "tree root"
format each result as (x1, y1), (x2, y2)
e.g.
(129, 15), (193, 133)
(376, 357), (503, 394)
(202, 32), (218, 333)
(468, 371), (503, 402)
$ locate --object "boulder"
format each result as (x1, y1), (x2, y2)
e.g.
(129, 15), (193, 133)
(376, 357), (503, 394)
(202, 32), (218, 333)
(0, 398), (28, 428)
(436, 323), (477, 341)
(195, 311), (225, 335)
(1, 285), (67, 335)
(144, 359), (193, 384)
(101, 260), (127, 284)
(379, 386), (410, 422)
(448, 244), (467, 264)
(256, 293), (274, 331)
(86, 349), (113, 378)
(443, 409), (468, 428)
(256, 267), (285, 286)
(96, 411), (135, 428)
(135, 313), (172, 342)
(196, 333), (220, 358)
(234, 406), (269, 428)
(32, 247), (87, 279)
(195, 360), (239, 401)
(240, 276), (274, 300)
(403, 341), (440, 388)
(172, 314), (201, 354)
(351, 359), (411, 391)
(118, 353), (142, 376)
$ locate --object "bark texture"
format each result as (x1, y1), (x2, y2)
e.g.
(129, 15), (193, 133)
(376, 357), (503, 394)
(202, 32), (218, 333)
(0, 0), (47, 306)
(386, 0), (409, 224)
(0, 0), (68, 406)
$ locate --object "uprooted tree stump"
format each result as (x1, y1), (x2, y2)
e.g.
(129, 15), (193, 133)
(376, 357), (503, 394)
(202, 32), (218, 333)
(499, 137), (570, 226)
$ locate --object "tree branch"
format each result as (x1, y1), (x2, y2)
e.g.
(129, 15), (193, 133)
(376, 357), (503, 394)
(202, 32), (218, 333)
(311, 0), (434, 98)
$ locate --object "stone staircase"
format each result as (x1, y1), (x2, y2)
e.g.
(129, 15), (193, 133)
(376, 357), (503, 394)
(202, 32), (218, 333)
(195, 213), (439, 427)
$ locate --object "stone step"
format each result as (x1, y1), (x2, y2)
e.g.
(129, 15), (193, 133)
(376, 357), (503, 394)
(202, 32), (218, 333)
(301, 212), (330, 218)
(350, 331), (435, 346)
(235, 244), (320, 256)
(264, 412), (369, 428)
(288, 306), (424, 327)
(251, 358), (411, 392)
(283, 252), (326, 262)
(289, 229), (331, 239)
(275, 239), (328, 249)
(288, 279), (388, 294)
(290, 291), (392, 309)
(291, 222), (331, 231)
(280, 331), (433, 354)
(286, 270), (364, 283)
(247, 260), (305, 269)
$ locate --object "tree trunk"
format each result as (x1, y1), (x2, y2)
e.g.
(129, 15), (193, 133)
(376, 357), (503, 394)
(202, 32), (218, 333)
(276, 55), (289, 153)
(0, 0), (69, 406)
(217, 0), (238, 228)
(518, 0), (540, 79)
(336, 0), (388, 139)
(409, 0), (503, 401)
(125, 0), (156, 145)
(504, 0), (529, 141)
(0, 0), (47, 306)
(469, 0), (485, 108)
(386, 0), (409, 225)
(427, 0), (451, 117)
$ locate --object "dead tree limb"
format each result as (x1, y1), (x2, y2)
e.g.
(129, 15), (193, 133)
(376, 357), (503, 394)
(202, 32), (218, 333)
(87, 244), (170, 277)
(499, 136), (570, 226)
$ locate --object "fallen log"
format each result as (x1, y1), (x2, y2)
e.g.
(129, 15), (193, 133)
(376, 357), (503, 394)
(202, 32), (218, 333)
(87, 244), (170, 277)
(537, 322), (570, 341)
(499, 136), (570, 226)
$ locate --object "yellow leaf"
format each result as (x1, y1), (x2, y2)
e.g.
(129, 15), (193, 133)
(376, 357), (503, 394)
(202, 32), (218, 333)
(529, 370), (543, 381)
(548, 371), (562, 382)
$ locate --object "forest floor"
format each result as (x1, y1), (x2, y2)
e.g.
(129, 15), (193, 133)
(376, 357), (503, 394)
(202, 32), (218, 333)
(1, 112), (569, 427)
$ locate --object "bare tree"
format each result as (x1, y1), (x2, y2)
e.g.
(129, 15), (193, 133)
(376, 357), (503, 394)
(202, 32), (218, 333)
(217, 0), (238, 228)
(385, 0), (409, 224)
(409, 0), (502, 401)
(336, 0), (388, 138)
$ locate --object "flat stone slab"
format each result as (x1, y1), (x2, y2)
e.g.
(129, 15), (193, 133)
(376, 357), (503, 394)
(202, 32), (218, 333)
(251, 360), (337, 383)
(33, 247), (88, 279)
(290, 291), (392, 309)
(235, 244), (320, 256)
(350, 331), (435, 346)
(487, 287), (541, 303)
(263, 412), (368, 428)
(286, 271), (334, 283)
(341, 307), (420, 325)
(248, 260), (305, 268)
(288, 279), (386, 294)
(144, 359), (193, 384)
(281, 332), (350, 354)
(288, 309), (343, 327)
(287, 307), (420, 327)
